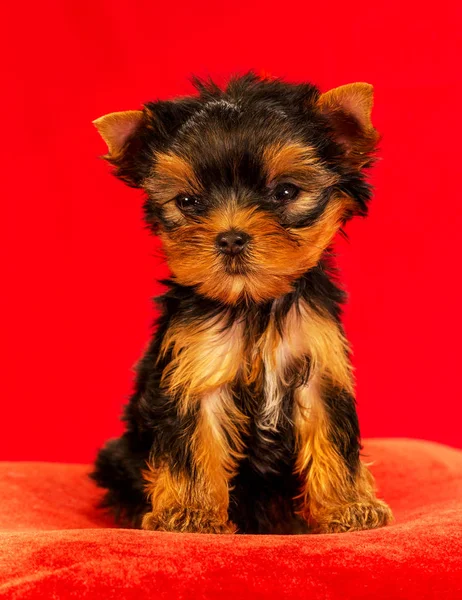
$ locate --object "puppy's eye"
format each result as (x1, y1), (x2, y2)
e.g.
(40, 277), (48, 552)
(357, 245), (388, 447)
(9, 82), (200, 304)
(175, 194), (202, 212)
(271, 183), (300, 202)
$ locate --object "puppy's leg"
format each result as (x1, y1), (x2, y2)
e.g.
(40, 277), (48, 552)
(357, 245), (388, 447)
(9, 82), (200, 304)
(295, 376), (392, 533)
(142, 387), (245, 533)
(91, 434), (151, 526)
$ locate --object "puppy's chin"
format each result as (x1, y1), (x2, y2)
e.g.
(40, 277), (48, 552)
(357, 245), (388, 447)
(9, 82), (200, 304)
(175, 265), (301, 305)
(164, 238), (319, 305)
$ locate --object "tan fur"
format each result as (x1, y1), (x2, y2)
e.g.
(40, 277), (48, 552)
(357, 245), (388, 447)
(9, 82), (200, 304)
(144, 151), (204, 225)
(263, 142), (340, 218)
(158, 312), (247, 413)
(144, 142), (355, 305)
(255, 299), (353, 429)
(142, 386), (246, 533)
(159, 201), (302, 304)
(142, 466), (234, 533)
(284, 300), (392, 532)
(145, 179), (186, 225)
(145, 141), (354, 305)
(159, 195), (353, 305)
(154, 150), (202, 191)
(286, 300), (353, 394)
(289, 195), (358, 274)
(294, 374), (392, 532)
(262, 142), (321, 179)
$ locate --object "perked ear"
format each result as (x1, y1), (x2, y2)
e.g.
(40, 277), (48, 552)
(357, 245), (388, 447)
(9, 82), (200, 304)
(93, 110), (144, 157)
(92, 99), (203, 188)
(317, 83), (379, 168)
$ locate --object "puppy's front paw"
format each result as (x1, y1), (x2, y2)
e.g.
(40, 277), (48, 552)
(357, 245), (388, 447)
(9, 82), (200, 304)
(316, 499), (393, 534)
(142, 508), (236, 534)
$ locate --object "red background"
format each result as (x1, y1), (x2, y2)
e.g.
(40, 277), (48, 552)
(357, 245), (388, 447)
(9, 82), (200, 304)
(1, 0), (461, 463)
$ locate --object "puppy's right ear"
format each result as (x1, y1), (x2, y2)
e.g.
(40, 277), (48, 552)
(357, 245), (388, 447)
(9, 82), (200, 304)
(93, 99), (202, 188)
(93, 110), (144, 158)
(93, 109), (150, 188)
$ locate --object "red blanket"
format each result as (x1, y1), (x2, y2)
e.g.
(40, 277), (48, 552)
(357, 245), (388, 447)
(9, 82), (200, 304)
(0, 439), (461, 599)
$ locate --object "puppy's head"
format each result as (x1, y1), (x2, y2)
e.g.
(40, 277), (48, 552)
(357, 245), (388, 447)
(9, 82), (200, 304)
(94, 73), (378, 304)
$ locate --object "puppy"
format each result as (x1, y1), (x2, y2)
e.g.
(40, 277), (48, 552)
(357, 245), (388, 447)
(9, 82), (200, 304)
(91, 72), (392, 534)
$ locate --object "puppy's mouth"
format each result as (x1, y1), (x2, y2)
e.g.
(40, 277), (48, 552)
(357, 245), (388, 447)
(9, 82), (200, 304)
(222, 255), (251, 276)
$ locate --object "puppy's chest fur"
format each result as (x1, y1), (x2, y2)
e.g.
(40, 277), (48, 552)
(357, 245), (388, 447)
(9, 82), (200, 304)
(154, 297), (352, 534)
(159, 297), (352, 432)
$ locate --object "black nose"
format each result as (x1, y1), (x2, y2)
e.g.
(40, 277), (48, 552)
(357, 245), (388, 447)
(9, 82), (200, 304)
(215, 230), (251, 256)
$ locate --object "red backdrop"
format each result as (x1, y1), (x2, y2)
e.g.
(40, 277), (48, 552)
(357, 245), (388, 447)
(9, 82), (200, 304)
(1, 0), (461, 463)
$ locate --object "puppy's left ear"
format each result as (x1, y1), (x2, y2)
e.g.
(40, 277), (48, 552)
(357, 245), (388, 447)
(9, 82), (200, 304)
(317, 83), (379, 169)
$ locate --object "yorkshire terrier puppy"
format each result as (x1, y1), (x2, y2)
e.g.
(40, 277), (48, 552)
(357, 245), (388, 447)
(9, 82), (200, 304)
(91, 73), (392, 534)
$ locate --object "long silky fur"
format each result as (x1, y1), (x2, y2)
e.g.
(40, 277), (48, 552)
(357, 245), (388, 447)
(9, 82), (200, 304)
(90, 72), (391, 534)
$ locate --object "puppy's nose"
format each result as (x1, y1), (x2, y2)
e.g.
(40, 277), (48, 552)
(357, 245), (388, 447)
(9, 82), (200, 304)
(215, 230), (251, 256)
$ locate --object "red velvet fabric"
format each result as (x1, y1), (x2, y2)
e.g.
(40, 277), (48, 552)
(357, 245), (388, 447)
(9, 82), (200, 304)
(0, 439), (461, 599)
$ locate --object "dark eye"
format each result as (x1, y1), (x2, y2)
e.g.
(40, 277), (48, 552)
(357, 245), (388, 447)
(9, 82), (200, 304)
(175, 194), (202, 212)
(271, 183), (300, 202)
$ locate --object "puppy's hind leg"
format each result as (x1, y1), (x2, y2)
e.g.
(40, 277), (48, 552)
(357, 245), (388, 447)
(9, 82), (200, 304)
(90, 434), (151, 527)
